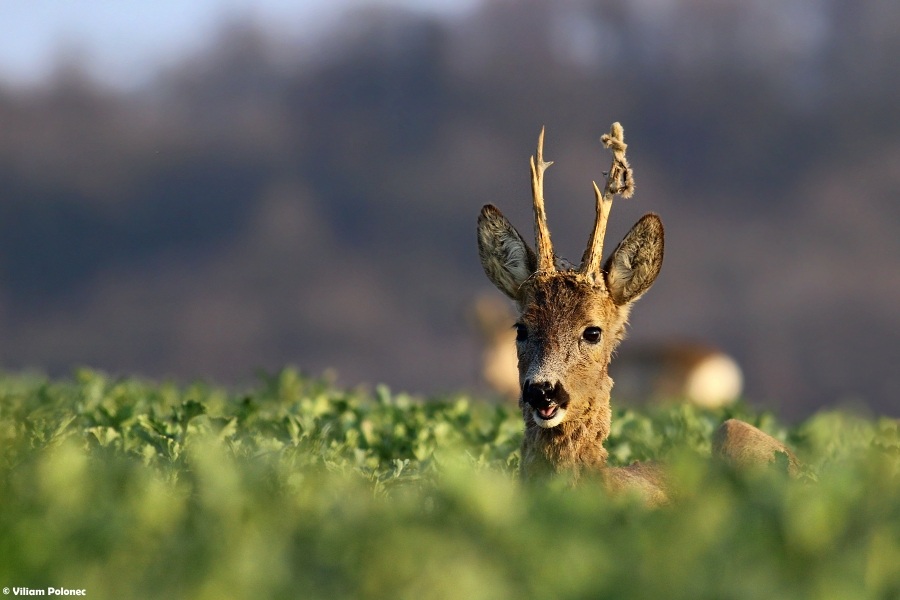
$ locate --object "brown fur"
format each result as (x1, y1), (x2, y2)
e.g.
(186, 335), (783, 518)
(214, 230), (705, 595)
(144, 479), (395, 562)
(515, 275), (620, 480)
(713, 419), (801, 476)
(511, 270), (667, 502)
(604, 463), (670, 506)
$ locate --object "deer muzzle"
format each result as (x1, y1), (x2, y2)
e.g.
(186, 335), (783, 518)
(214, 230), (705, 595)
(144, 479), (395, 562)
(523, 380), (568, 428)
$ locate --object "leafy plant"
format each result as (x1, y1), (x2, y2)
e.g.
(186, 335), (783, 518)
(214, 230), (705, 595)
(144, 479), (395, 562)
(0, 369), (897, 599)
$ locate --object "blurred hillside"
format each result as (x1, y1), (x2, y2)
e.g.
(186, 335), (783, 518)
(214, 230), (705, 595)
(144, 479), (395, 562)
(0, 0), (897, 418)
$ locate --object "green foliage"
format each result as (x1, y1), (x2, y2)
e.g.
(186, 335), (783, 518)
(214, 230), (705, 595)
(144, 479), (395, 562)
(1, 369), (898, 600)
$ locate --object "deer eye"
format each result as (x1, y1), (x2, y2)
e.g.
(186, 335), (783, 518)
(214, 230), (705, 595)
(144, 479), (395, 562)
(582, 326), (602, 344)
(514, 323), (528, 342)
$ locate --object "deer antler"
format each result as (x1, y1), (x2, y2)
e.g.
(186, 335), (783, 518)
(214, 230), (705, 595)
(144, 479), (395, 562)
(580, 122), (635, 280)
(531, 127), (556, 273)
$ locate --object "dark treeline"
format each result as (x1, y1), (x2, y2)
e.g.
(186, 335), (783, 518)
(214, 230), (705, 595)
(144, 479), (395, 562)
(0, 0), (897, 418)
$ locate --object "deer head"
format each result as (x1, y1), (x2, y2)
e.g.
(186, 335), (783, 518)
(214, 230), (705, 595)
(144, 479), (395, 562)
(477, 124), (663, 462)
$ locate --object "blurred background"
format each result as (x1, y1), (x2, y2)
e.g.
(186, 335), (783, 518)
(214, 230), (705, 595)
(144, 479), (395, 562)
(0, 0), (897, 419)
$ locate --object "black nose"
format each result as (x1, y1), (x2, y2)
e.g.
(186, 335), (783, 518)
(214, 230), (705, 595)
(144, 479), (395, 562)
(523, 380), (557, 408)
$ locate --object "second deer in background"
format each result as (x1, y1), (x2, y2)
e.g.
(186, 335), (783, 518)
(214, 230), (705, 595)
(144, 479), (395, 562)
(471, 293), (743, 408)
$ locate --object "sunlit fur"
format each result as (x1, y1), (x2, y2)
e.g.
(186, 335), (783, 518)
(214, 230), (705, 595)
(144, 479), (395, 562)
(514, 272), (645, 488)
(478, 200), (666, 501)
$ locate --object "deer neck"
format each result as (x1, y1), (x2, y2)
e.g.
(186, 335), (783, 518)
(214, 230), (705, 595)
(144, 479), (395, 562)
(520, 375), (614, 481)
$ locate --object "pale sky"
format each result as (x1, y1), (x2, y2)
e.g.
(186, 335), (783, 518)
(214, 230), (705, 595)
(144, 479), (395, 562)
(0, 0), (479, 88)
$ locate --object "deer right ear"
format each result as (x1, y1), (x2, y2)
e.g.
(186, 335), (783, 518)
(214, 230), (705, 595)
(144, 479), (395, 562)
(477, 204), (537, 300)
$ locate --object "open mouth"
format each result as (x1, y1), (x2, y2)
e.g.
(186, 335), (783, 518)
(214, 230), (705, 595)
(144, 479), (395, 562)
(536, 403), (559, 420)
(531, 402), (567, 428)
(522, 382), (569, 429)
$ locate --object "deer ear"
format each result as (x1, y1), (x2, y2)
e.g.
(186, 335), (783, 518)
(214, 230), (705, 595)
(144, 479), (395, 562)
(478, 204), (537, 300)
(604, 213), (664, 305)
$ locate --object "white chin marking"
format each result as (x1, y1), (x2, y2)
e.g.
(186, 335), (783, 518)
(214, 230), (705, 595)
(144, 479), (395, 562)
(533, 407), (567, 428)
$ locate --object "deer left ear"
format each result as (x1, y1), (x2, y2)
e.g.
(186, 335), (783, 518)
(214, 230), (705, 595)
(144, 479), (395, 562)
(604, 213), (664, 305)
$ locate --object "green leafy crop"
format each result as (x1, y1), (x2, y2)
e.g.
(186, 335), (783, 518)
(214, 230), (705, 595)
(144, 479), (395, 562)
(1, 369), (897, 599)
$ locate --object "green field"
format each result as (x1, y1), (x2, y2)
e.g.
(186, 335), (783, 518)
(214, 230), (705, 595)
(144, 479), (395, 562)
(1, 369), (898, 599)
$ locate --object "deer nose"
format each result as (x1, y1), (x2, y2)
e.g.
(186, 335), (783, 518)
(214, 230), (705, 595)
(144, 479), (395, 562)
(523, 380), (558, 408)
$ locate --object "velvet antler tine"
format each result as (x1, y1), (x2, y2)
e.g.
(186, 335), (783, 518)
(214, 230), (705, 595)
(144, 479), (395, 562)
(580, 122), (634, 279)
(531, 127), (556, 273)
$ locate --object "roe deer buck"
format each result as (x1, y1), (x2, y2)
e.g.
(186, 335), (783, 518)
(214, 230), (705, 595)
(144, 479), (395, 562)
(477, 124), (798, 503)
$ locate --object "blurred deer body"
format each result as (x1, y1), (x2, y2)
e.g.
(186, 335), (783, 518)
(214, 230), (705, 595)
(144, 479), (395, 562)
(470, 295), (522, 400)
(611, 342), (743, 407)
(477, 125), (796, 503)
